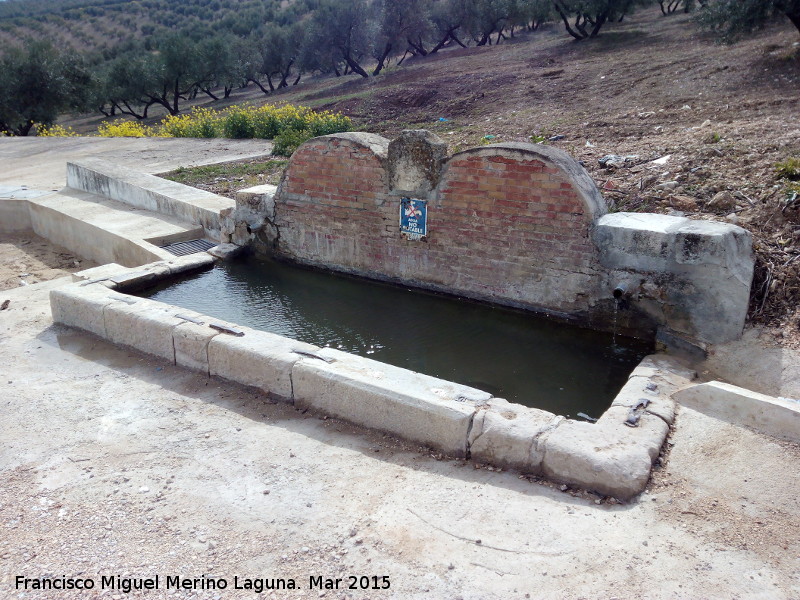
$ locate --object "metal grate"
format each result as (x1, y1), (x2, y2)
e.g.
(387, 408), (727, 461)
(160, 239), (216, 256)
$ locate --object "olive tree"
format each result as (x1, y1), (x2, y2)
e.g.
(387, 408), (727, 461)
(0, 41), (93, 135)
(697, 0), (800, 40)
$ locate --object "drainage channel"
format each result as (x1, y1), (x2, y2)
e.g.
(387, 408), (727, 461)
(160, 239), (216, 256)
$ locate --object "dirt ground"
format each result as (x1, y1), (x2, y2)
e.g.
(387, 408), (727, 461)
(0, 233), (96, 292)
(0, 278), (799, 600)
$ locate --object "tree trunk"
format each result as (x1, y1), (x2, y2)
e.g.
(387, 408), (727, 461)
(589, 11), (607, 37)
(450, 30), (468, 47)
(554, 2), (586, 40)
(574, 12), (590, 38)
(248, 77), (271, 95)
(279, 58), (295, 87)
(293, 72), (301, 85)
(373, 42), (392, 75)
(200, 86), (219, 101)
(343, 53), (369, 78)
(18, 120), (35, 136)
(407, 37), (428, 56)
(224, 86), (233, 98)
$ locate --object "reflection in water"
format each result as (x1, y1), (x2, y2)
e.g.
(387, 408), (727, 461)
(141, 256), (652, 417)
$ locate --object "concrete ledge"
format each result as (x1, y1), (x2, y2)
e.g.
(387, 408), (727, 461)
(673, 381), (800, 443)
(292, 348), (491, 457)
(50, 272), (696, 500)
(103, 298), (183, 363)
(67, 158), (234, 237)
(468, 398), (559, 472)
(50, 283), (125, 338)
(70, 254), (214, 288)
(27, 195), (172, 267)
(209, 329), (319, 402)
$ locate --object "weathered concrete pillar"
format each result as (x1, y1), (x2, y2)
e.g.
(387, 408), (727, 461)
(386, 129), (448, 197)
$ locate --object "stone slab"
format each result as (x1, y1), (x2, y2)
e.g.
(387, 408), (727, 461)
(292, 348), (490, 457)
(541, 418), (658, 500)
(673, 381), (800, 443)
(208, 329), (319, 401)
(468, 398), (558, 472)
(103, 298), (182, 363)
(50, 283), (125, 338)
(174, 320), (219, 374)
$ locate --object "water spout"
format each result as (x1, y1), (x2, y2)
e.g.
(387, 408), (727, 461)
(612, 285), (627, 299)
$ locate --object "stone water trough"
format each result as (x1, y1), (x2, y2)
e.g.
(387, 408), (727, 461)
(6, 131), (794, 500)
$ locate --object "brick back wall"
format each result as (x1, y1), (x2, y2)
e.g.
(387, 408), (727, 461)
(273, 136), (605, 314)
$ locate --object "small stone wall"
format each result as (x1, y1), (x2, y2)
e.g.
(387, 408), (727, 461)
(225, 130), (755, 346)
(50, 259), (697, 500)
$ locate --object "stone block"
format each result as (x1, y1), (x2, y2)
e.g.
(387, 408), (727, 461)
(292, 348), (490, 457)
(594, 212), (754, 344)
(468, 398), (557, 472)
(103, 298), (182, 362)
(673, 381), (800, 443)
(207, 243), (244, 260)
(173, 320), (219, 373)
(387, 130), (448, 196)
(540, 419), (657, 500)
(70, 263), (128, 283)
(595, 406), (670, 462)
(611, 375), (675, 426)
(50, 283), (124, 338)
(235, 184), (277, 220)
(208, 329), (318, 401)
(165, 253), (215, 276)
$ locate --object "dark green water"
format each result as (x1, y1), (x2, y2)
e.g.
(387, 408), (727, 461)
(141, 256), (652, 417)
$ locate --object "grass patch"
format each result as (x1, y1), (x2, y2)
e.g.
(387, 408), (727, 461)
(162, 159), (288, 196)
(776, 157), (800, 181)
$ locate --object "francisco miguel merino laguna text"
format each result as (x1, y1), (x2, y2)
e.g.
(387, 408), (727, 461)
(15, 574), (391, 593)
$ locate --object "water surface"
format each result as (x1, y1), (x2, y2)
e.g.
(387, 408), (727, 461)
(141, 256), (652, 417)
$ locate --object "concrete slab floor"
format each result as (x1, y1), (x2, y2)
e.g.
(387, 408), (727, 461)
(0, 278), (798, 600)
(0, 138), (273, 191)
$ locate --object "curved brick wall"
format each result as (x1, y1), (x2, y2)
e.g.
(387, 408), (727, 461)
(272, 133), (608, 316)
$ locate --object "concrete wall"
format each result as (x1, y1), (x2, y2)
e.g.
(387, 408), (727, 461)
(67, 158), (234, 239)
(27, 199), (167, 267)
(0, 198), (33, 232)
(594, 213), (754, 345)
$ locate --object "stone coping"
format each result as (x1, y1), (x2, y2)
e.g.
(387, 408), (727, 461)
(674, 381), (800, 444)
(50, 257), (697, 501)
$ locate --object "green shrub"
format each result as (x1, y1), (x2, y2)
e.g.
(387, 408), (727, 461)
(272, 128), (314, 157)
(221, 109), (255, 139)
